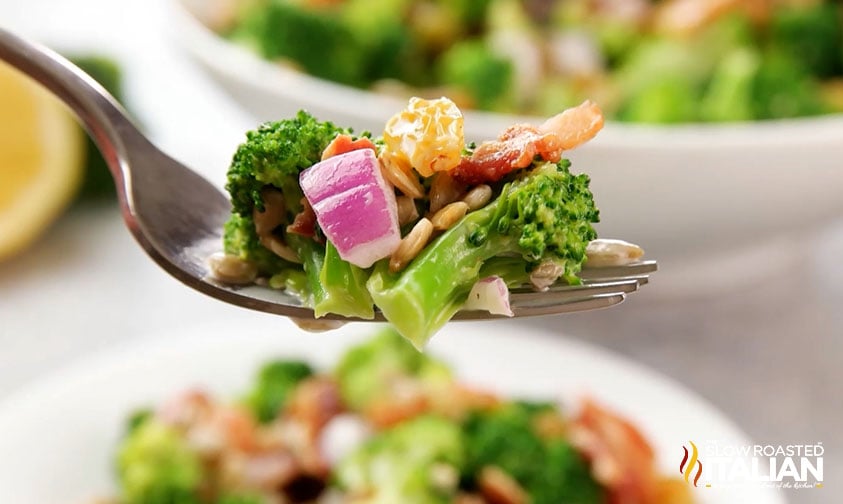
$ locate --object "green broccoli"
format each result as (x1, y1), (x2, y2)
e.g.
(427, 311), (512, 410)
(317, 241), (375, 318)
(223, 212), (295, 275)
(751, 50), (827, 120)
(223, 112), (375, 318)
(335, 415), (464, 503)
(442, 0), (492, 29)
(366, 160), (599, 347)
(700, 47), (762, 123)
(462, 404), (547, 484)
(244, 359), (314, 423)
(462, 403), (603, 504)
(225, 111), (346, 217)
(436, 40), (513, 111)
(614, 39), (706, 123)
(125, 408), (153, 435)
(229, 0), (366, 86)
(769, 2), (843, 79)
(341, 0), (420, 85)
(217, 494), (265, 504)
(334, 328), (452, 411)
(117, 419), (203, 504)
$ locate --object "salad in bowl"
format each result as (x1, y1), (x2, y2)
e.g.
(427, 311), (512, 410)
(197, 0), (843, 123)
(110, 329), (692, 504)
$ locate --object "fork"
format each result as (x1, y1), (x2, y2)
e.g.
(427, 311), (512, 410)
(0, 27), (655, 321)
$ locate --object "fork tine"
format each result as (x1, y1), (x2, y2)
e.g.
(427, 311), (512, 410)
(578, 260), (658, 281)
(479, 260), (655, 318)
(455, 292), (628, 319)
(509, 278), (640, 304)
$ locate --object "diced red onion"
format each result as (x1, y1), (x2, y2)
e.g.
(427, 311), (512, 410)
(318, 413), (371, 466)
(463, 276), (514, 316)
(300, 149), (401, 268)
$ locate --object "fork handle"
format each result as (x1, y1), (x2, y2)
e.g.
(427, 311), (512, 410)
(0, 27), (141, 196)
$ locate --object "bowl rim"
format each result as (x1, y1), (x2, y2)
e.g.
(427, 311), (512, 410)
(171, 0), (843, 148)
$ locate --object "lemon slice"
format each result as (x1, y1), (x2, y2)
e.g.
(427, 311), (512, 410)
(0, 61), (85, 261)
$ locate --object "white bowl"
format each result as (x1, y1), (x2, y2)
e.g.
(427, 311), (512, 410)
(170, 0), (843, 292)
(0, 319), (786, 503)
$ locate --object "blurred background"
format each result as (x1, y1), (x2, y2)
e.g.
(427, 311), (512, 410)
(1, 0), (841, 503)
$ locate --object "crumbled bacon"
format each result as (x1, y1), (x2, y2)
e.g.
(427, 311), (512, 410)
(285, 377), (344, 436)
(156, 389), (214, 428)
(478, 466), (530, 504)
(287, 198), (317, 238)
(364, 382), (430, 429)
(320, 134), (377, 161)
(569, 399), (658, 504)
(453, 100), (603, 184)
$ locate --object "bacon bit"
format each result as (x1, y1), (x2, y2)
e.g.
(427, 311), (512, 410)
(532, 409), (569, 440)
(453, 100), (603, 184)
(365, 393), (429, 429)
(654, 0), (770, 36)
(478, 466), (530, 504)
(285, 377), (344, 436)
(156, 389), (214, 429)
(320, 134), (377, 161)
(569, 399), (658, 504)
(212, 406), (259, 452)
(237, 450), (299, 490)
(364, 380), (430, 428)
(538, 99), (605, 152)
(653, 477), (695, 504)
(428, 384), (500, 420)
(456, 493), (489, 504)
(287, 198), (317, 238)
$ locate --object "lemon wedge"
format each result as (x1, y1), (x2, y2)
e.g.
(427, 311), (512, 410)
(0, 61), (85, 261)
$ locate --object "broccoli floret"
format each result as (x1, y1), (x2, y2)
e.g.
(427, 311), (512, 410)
(366, 160), (599, 347)
(217, 494), (264, 504)
(534, 439), (605, 504)
(230, 0), (366, 86)
(223, 112), (375, 318)
(125, 408), (153, 435)
(442, 0), (492, 28)
(244, 359), (313, 423)
(436, 40), (513, 111)
(223, 212), (296, 274)
(117, 420), (203, 504)
(751, 50), (827, 120)
(335, 328), (452, 411)
(618, 75), (699, 123)
(341, 0), (420, 84)
(769, 2), (843, 79)
(700, 47), (762, 122)
(225, 111), (346, 217)
(463, 404), (603, 504)
(462, 404), (547, 484)
(614, 39), (705, 123)
(335, 415), (464, 503)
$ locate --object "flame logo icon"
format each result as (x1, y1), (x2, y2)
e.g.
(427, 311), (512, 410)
(680, 441), (703, 487)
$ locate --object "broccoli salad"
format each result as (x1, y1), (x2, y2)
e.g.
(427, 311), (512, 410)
(210, 97), (630, 347)
(208, 0), (843, 122)
(111, 329), (693, 504)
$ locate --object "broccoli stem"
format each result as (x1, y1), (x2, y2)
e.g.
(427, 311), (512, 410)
(366, 203), (511, 348)
(288, 236), (375, 319)
(287, 234), (328, 309)
(317, 242), (375, 319)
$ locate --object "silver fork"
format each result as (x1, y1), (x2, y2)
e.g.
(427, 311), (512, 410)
(0, 28), (655, 321)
